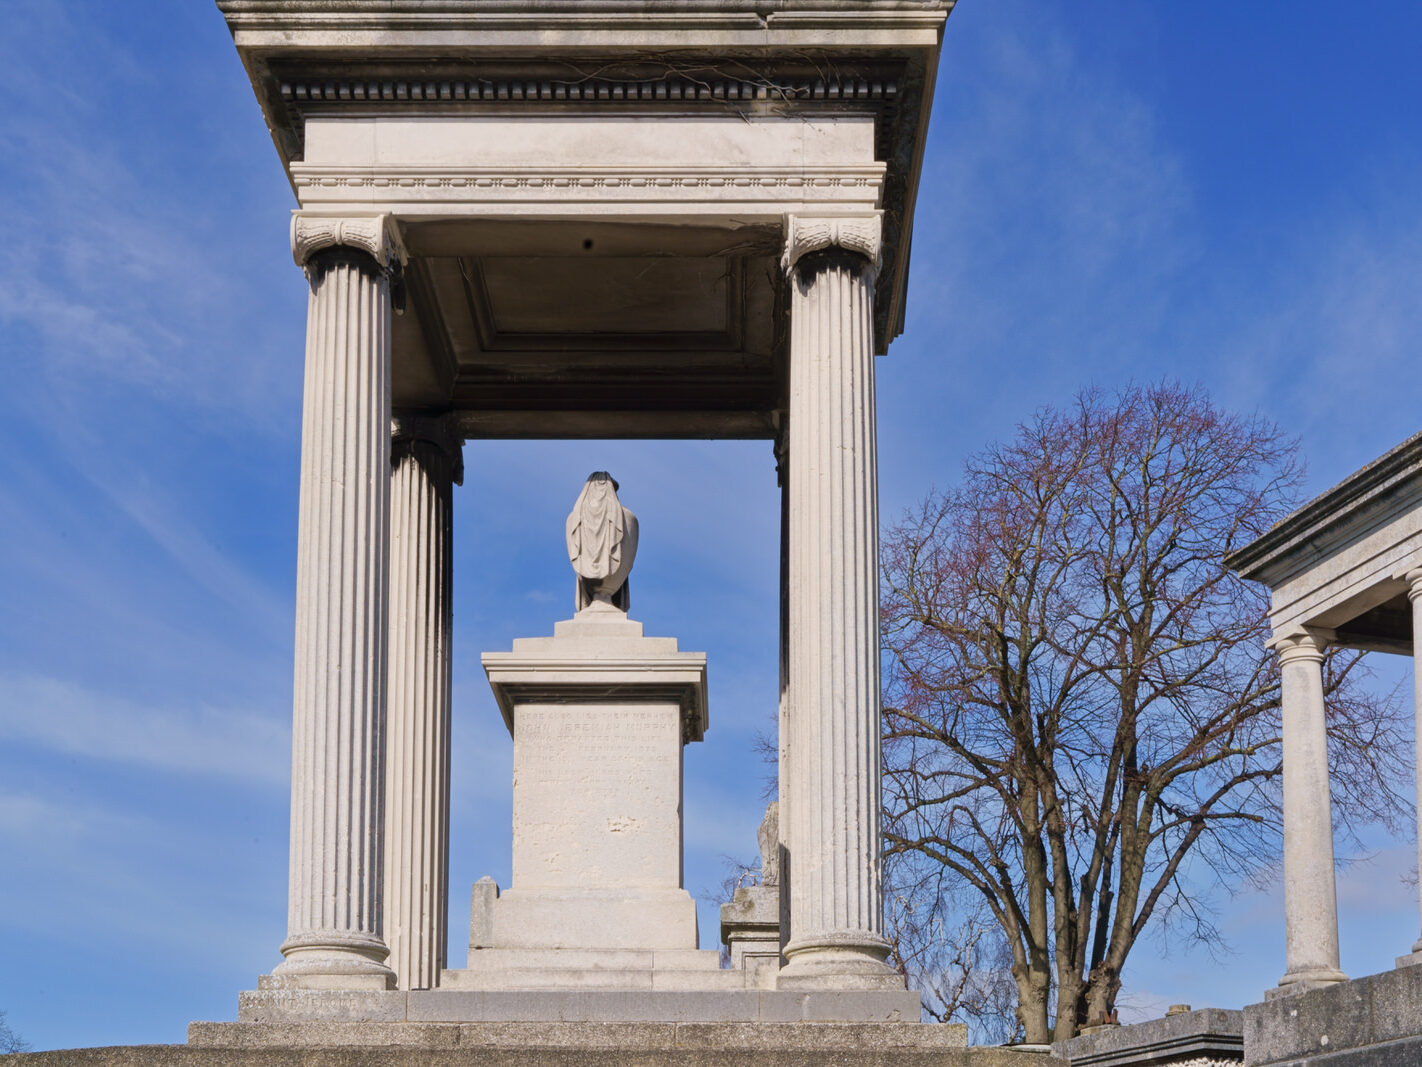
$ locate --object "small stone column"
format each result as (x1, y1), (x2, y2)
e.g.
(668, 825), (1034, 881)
(383, 415), (462, 990)
(274, 215), (404, 989)
(1400, 569), (1422, 969)
(1272, 626), (1347, 996)
(778, 214), (900, 989)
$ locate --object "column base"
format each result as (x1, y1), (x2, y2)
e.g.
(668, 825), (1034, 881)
(1264, 967), (1348, 1000)
(777, 936), (904, 991)
(271, 931), (396, 991)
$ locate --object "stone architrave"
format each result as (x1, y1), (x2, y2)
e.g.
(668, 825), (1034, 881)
(1270, 626), (1347, 997)
(778, 213), (901, 990)
(273, 213), (405, 990)
(383, 414), (462, 991)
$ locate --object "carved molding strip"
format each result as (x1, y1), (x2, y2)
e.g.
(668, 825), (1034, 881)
(290, 165), (884, 209)
(781, 213), (882, 273)
(281, 76), (897, 106)
(291, 214), (407, 269)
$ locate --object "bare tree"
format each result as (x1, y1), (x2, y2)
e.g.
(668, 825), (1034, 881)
(881, 383), (1411, 1044)
(0, 1010), (30, 1055)
(886, 851), (1022, 1043)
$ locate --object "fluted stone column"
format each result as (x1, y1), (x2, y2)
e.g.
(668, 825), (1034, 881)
(1400, 569), (1422, 969)
(778, 214), (899, 989)
(274, 215), (404, 989)
(1272, 626), (1347, 997)
(383, 415), (462, 990)
(774, 429), (793, 960)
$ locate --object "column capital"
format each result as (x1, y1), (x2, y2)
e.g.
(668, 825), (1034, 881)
(391, 412), (464, 485)
(1269, 624), (1335, 664)
(291, 214), (407, 272)
(1399, 567), (1422, 597)
(781, 213), (882, 275)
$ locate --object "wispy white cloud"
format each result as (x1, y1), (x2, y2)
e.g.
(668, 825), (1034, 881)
(880, 4), (1195, 511)
(0, 4), (301, 436)
(0, 674), (288, 787)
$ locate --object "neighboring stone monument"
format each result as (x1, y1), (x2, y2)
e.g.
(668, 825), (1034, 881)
(1225, 430), (1422, 1065)
(1052, 431), (1422, 1067)
(721, 803), (786, 989)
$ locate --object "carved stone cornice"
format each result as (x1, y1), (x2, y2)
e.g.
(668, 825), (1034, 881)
(291, 214), (406, 271)
(781, 213), (882, 275)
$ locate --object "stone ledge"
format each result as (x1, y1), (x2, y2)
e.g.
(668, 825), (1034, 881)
(7, 1047), (1053, 1067)
(1250, 1033), (1422, 1067)
(1055, 1008), (1243, 1066)
(190, 1020), (969, 1050)
(233, 987), (927, 1024)
(1244, 964), (1422, 1065)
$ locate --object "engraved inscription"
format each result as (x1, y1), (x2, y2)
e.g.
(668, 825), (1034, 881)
(511, 703), (681, 890)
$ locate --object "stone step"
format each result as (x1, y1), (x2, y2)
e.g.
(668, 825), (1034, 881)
(20, 1037), (1052, 1067)
(456, 947), (724, 973)
(442, 966), (747, 992)
(234, 987), (927, 1026)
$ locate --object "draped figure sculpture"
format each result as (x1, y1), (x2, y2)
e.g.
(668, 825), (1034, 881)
(565, 472), (638, 613)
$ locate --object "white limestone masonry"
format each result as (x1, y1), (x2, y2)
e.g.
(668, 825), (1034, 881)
(455, 607), (718, 989)
(202, 0), (951, 1033)
(383, 423), (460, 991)
(1271, 628), (1347, 997)
(779, 214), (899, 989)
(275, 214), (403, 989)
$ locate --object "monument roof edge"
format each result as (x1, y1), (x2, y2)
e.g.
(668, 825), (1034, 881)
(217, 0), (952, 36)
(1225, 429), (1422, 584)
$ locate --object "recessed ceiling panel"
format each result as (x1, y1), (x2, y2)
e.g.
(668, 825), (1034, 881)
(457, 255), (740, 352)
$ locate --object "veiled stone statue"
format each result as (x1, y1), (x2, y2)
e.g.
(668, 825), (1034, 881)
(565, 471), (638, 612)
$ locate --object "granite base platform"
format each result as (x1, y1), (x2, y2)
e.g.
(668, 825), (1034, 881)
(6, 1022), (1069, 1067)
(230, 986), (925, 1024)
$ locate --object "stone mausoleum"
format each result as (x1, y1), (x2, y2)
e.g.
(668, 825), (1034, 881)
(180, 0), (988, 1061)
(18, 4), (1422, 1066)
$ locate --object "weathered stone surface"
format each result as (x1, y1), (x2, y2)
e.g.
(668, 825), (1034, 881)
(10, 1047), (1055, 1067)
(1056, 1008), (1242, 1065)
(189, 1020), (967, 1051)
(238, 990), (409, 1024)
(1244, 964), (1422, 1065)
(24, 1019), (1018, 1066)
(222, 988), (926, 1025)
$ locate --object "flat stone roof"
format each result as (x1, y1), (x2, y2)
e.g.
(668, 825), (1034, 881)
(217, 0), (952, 355)
(1226, 429), (1422, 586)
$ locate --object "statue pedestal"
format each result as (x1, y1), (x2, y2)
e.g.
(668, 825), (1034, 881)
(452, 605), (723, 989)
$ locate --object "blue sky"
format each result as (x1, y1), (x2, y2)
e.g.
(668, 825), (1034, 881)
(2, 0), (1421, 1052)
